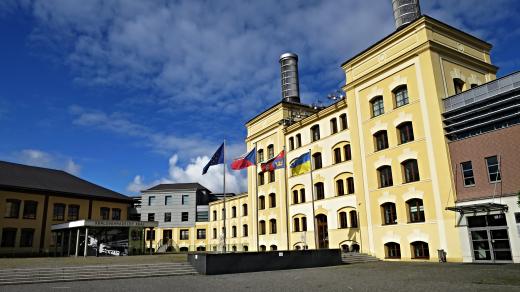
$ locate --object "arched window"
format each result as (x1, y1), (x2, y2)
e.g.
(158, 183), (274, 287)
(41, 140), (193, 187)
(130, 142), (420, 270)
(270, 245), (278, 251)
(339, 211), (348, 228)
(212, 228), (217, 239)
(385, 242), (401, 259)
(268, 170), (275, 183)
(232, 245), (237, 252)
(212, 210), (217, 221)
(258, 172), (265, 185)
(242, 203), (248, 216)
(344, 144), (351, 161)
(312, 152), (322, 169)
(407, 199), (425, 223)
(257, 149), (264, 163)
(370, 96), (384, 117)
(259, 196), (265, 210)
(260, 245), (266, 251)
(267, 144), (274, 159)
(333, 148), (342, 164)
(269, 219), (277, 234)
(347, 177), (355, 194)
(259, 220), (266, 235)
(231, 206), (237, 218)
(393, 85), (409, 108)
(243, 224), (248, 237)
(293, 190), (299, 204)
(411, 241), (430, 259)
(232, 226), (237, 238)
(453, 78), (465, 94)
(301, 217), (307, 231)
(397, 122), (414, 144)
(340, 113), (348, 130)
(378, 165), (393, 188)
(402, 159), (420, 183)
(315, 182), (325, 200)
(336, 179), (345, 196)
(330, 118), (338, 134)
(269, 193), (276, 208)
(311, 125), (320, 142)
(381, 202), (397, 225)
(296, 134), (302, 148)
(350, 210), (358, 228)
(300, 189), (306, 203)
(289, 137), (294, 151)
(294, 217), (300, 232)
(374, 130), (389, 151)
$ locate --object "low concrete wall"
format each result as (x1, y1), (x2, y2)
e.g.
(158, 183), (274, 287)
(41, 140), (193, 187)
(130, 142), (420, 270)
(188, 249), (342, 275)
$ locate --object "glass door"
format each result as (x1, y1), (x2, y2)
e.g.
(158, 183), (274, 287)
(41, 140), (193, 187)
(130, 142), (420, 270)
(471, 229), (491, 261)
(490, 229), (512, 262)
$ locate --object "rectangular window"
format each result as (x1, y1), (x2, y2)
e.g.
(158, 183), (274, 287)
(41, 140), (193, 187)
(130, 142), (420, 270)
(242, 204), (248, 216)
(289, 137), (294, 151)
(334, 148), (342, 164)
(301, 217), (307, 231)
(22, 201), (37, 219)
(243, 225), (248, 237)
(485, 156), (501, 182)
(374, 131), (389, 151)
(311, 125), (320, 142)
(196, 211), (208, 221)
(20, 228), (35, 247)
(197, 229), (206, 239)
(344, 145), (352, 161)
(258, 172), (265, 185)
(148, 196), (155, 206)
(148, 213), (155, 222)
(53, 204), (65, 221)
(269, 171), (275, 183)
(68, 205), (80, 221)
(164, 212), (172, 222)
(1, 228), (17, 247)
(212, 228), (217, 239)
(340, 114), (348, 130)
(112, 208), (121, 220)
(315, 183), (325, 200)
(336, 180), (345, 196)
(461, 161), (475, 186)
(257, 149), (264, 163)
(180, 229), (189, 240)
(165, 195), (172, 205)
(182, 195), (189, 205)
(181, 212), (189, 222)
(5, 199), (21, 218)
(267, 145), (274, 159)
(100, 207), (110, 220)
(330, 118), (338, 134)
(146, 230), (155, 240)
(371, 97), (384, 117)
(347, 178), (355, 194)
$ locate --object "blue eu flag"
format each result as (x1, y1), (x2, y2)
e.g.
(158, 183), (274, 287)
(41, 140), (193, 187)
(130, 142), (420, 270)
(202, 143), (224, 175)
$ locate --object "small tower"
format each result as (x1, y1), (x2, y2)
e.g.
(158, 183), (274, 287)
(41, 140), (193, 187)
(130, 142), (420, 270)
(392, 0), (422, 29)
(279, 52), (300, 103)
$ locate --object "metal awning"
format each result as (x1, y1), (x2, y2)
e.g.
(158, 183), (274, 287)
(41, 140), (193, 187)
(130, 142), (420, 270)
(446, 203), (508, 214)
(51, 219), (158, 230)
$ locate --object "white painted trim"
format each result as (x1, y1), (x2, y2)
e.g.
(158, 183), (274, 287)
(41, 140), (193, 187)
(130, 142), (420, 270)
(370, 121), (388, 135)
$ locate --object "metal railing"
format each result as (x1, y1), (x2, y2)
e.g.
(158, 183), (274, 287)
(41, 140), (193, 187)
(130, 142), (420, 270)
(443, 71), (520, 113)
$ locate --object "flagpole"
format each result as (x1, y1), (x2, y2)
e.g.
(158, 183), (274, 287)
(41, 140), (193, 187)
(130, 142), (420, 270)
(223, 139), (226, 252)
(309, 149), (318, 250)
(283, 146), (290, 251)
(255, 142), (260, 252)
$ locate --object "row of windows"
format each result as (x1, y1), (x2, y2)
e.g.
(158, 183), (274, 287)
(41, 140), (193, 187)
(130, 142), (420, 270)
(287, 113), (348, 151)
(148, 194), (190, 206)
(0, 228), (35, 248)
(257, 145), (275, 163)
(145, 229), (206, 241)
(4, 199), (37, 219)
(258, 193), (276, 209)
(385, 241), (430, 259)
(370, 85), (409, 118)
(290, 144), (351, 177)
(381, 199), (425, 225)
(259, 245), (278, 251)
(212, 204), (248, 221)
(377, 159), (420, 188)
(292, 210), (358, 232)
(460, 155), (502, 187)
(373, 121), (414, 152)
(212, 224), (249, 239)
(291, 177), (355, 204)
(258, 170), (276, 185)
(259, 219), (277, 235)
(146, 212), (189, 222)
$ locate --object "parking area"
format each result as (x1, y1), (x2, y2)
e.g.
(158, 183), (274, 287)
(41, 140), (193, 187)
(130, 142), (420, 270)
(2, 261), (519, 292)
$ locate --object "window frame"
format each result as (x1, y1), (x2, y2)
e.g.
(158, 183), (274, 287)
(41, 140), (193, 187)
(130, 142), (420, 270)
(22, 200), (37, 219)
(339, 211), (348, 228)
(382, 202), (397, 225)
(393, 85), (409, 108)
(100, 207), (110, 220)
(312, 152), (322, 170)
(407, 199), (425, 223)
(311, 125), (320, 142)
(330, 118), (338, 134)
(461, 161), (475, 187)
(485, 156), (501, 183)
(402, 159), (420, 183)
(374, 130), (389, 151)
(411, 241), (430, 259)
(164, 212), (172, 222)
(52, 203), (66, 221)
(315, 182), (325, 200)
(181, 212), (189, 222)
(385, 242), (401, 259)
(5, 199), (21, 219)
(340, 113), (348, 130)
(269, 193), (276, 208)
(68, 204), (80, 221)
(378, 165), (393, 188)
(370, 96), (384, 117)
(397, 122), (414, 144)
(336, 179), (345, 196)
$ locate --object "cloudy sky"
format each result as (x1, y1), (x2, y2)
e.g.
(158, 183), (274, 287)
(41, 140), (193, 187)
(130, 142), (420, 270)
(0, 0), (519, 195)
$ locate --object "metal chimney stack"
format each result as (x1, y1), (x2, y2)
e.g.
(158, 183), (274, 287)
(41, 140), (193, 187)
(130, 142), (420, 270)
(392, 0), (421, 29)
(279, 52), (300, 103)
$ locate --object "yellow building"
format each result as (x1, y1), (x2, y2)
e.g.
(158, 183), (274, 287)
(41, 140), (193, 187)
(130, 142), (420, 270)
(206, 12), (498, 263)
(0, 161), (134, 256)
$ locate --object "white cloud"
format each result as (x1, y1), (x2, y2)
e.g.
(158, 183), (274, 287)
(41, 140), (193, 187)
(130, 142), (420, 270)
(6, 149), (81, 175)
(126, 154), (247, 194)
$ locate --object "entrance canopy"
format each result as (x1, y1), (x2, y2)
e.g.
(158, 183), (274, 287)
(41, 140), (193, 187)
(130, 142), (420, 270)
(52, 219), (157, 231)
(445, 203), (508, 214)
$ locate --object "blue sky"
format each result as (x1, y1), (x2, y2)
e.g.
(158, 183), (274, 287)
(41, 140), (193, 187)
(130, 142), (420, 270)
(0, 0), (519, 195)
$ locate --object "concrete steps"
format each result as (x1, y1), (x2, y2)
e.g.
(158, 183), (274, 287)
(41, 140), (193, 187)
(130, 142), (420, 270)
(341, 252), (380, 264)
(0, 262), (197, 285)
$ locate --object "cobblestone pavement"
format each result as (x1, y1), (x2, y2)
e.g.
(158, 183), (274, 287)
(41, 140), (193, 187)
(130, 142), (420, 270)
(2, 262), (519, 292)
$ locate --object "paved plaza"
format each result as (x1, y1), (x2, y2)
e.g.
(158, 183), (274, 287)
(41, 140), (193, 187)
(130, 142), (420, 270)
(1, 262), (519, 292)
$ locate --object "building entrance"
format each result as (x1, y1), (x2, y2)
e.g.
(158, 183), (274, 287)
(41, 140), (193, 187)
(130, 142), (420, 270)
(163, 230), (172, 245)
(316, 214), (329, 249)
(468, 214), (512, 263)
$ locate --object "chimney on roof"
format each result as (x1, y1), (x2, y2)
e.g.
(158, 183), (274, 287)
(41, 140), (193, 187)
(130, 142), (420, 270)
(392, 0), (422, 29)
(279, 52), (300, 103)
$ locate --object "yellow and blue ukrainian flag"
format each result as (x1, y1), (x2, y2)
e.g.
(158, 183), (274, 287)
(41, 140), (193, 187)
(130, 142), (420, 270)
(290, 151), (311, 176)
